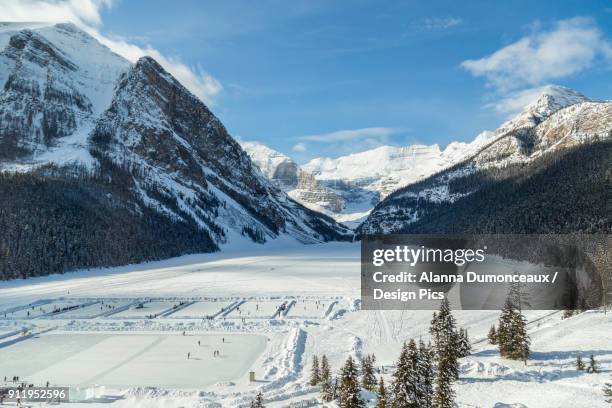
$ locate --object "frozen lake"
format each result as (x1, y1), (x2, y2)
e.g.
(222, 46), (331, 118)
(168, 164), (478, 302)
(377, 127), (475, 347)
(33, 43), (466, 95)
(0, 243), (361, 306)
(0, 243), (609, 408)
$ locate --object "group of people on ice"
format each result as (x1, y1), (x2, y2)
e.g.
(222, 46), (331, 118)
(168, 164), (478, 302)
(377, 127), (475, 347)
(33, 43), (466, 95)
(186, 336), (226, 359)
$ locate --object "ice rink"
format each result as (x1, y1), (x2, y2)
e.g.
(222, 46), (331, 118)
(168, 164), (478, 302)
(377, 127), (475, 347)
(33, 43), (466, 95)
(168, 300), (233, 319)
(0, 332), (268, 388)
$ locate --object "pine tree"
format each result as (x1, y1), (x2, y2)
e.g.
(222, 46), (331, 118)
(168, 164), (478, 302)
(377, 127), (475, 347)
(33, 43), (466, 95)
(497, 295), (530, 362)
(588, 355), (600, 373)
(457, 328), (471, 358)
(332, 377), (339, 401)
(576, 355), (585, 371)
(603, 379), (612, 405)
(376, 376), (388, 408)
(497, 297), (514, 358)
(320, 355), (334, 402)
(406, 339), (421, 405)
(430, 299), (459, 379)
(487, 325), (498, 345)
(361, 354), (378, 392)
(338, 356), (365, 408)
(433, 354), (455, 408)
(418, 340), (435, 408)
(310, 355), (320, 386)
(391, 339), (433, 407)
(509, 311), (530, 362)
(391, 342), (413, 407)
(251, 391), (264, 408)
(429, 311), (440, 352)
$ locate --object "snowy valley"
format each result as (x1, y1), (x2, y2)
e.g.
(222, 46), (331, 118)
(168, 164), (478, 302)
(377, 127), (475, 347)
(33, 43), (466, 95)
(0, 244), (610, 407)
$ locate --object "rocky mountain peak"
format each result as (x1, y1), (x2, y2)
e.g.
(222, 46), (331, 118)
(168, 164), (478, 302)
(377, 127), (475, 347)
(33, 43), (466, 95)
(525, 85), (589, 122)
(0, 23), (351, 258)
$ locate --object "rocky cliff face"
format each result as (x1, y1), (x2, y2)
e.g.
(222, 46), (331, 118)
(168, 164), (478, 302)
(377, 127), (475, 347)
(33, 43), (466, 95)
(0, 23), (351, 278)
(241, 141), (346, 214)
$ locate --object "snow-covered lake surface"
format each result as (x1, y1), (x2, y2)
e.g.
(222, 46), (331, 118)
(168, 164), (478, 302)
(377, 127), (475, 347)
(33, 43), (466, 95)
(0, 243), (610, 407)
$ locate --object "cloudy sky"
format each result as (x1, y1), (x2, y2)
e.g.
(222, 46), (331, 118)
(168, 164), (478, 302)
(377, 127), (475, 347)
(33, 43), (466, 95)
(2, 0), (611, 162)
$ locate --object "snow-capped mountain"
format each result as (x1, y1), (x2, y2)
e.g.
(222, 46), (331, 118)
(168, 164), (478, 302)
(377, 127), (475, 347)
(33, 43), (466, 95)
(359, 86), (612, 235)
(0, 22), (351, 278)
(243, 133), (494, 227)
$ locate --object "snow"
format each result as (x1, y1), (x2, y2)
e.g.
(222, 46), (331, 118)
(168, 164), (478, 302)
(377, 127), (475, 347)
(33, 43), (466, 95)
(227, 300), (288, 319)
(110, 301), (178, 319)
(0, 331), (268, 389)
(0, 244), (610, 407)
(242, 136), (494, 225)
(0, 22), (131, 172)
(167, 301), (233, 319)
(241, 140), (296, 181)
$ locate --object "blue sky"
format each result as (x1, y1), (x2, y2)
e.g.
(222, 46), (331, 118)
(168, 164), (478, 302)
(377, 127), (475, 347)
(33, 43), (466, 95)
(5, 0), (612, 162)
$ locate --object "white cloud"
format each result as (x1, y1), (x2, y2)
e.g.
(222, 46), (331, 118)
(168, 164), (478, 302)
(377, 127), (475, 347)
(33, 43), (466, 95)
(461, 17), (612, 92)
(0, 0), (112, 26)
(487, 85), (554, 116)
(423, 17), (462, 30)
(292, 142), (307, 152)
(299, 127), (401, 143)
(0, 0), (222, 105)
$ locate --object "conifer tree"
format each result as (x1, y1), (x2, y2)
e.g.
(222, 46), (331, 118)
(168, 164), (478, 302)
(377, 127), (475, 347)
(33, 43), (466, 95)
(338, 356), (365, 408)
(433, 354), (455, 408)
(332, 377), (339, 401)
(510, 309), (530, 362)
(497, 297), (514, 357)
(588, 355), (600, 373)
(576, 355), (585, 371)
(361, 354), (378, 392)
(488, 325), (498, 345)
(310, 355), (320, 386)
(430, 299), (459, 379)
(391, 339), (433, 407)
(406, 339), (421, 405)
(376, 377), (388, 408)
(250, 391), (265, 408)
(497, 294), (530, 362)
(418, 340), (435, 408)
(391, 342), (412, 407)
(320, 355), (334, 402)
(457, 328), (471, 357)
(429, 311), (440, 351)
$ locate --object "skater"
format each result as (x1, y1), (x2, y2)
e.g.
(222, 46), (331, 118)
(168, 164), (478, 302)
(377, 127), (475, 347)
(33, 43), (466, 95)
(198, 340), (201, 346)
(222, 337), (225, 343)
(187, 352), (190, 359)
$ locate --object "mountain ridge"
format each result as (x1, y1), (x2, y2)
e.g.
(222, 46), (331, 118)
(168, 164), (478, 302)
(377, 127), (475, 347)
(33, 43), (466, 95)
(243, 86), (609, 232)
(358, 87), (611, 235)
